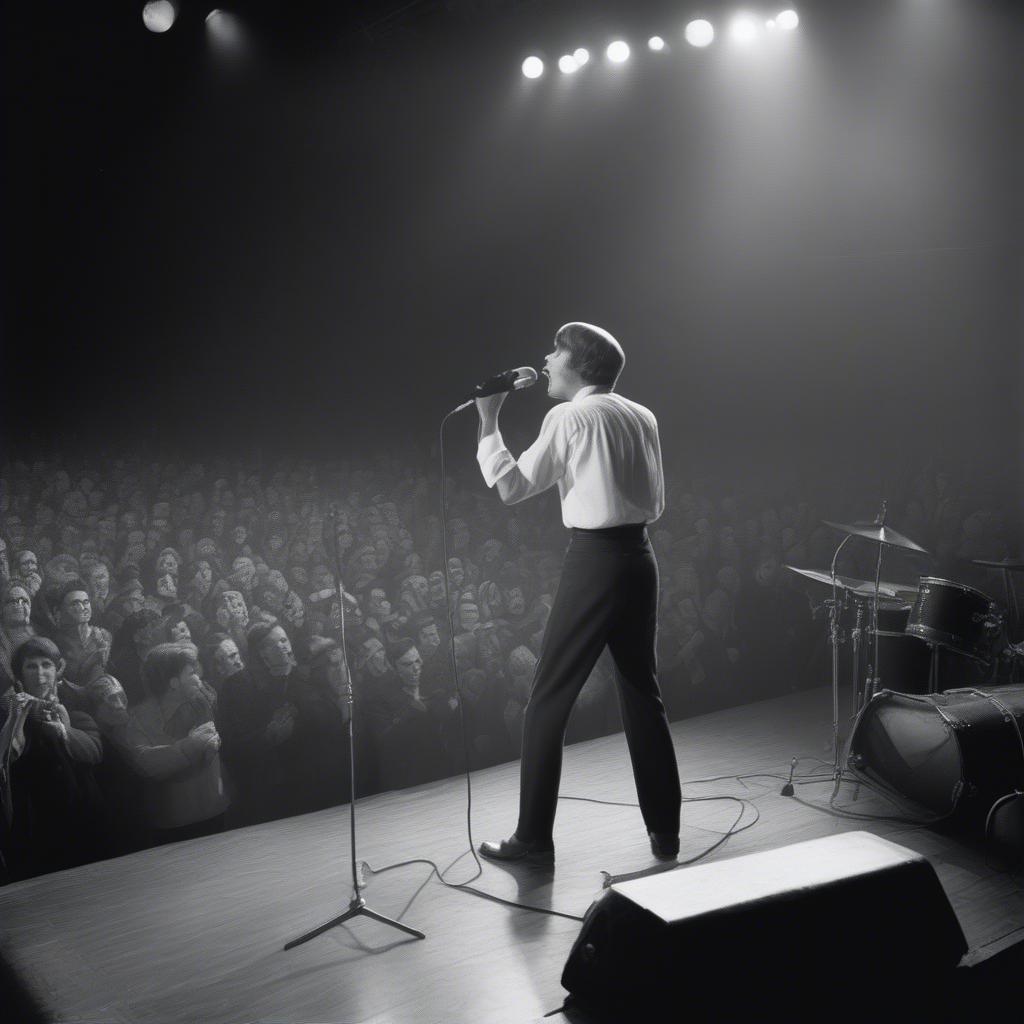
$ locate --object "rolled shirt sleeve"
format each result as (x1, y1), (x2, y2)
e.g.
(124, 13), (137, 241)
(477, 406), (579, 505)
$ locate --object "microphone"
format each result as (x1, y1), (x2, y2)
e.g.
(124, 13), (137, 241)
(453, 366), (539, 412)
(465, 366), (539, 402)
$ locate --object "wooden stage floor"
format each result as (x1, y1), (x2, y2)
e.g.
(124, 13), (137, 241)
(2, 685), (1023, 1023)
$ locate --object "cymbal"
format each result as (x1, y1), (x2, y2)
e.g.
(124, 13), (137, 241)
(822, 520), (931, 555)
(971, 558), (1024, 571)
(784, 566), (918, 601)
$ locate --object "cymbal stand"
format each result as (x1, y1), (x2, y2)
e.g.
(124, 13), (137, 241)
(828, 532), (855, 780)
(851, 600), (865, 715)
(865, 501), (888, 708)
(283, 507), (426, 952)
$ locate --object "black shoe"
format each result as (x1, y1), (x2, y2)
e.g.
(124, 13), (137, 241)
(649, 831), (679, 860)
(479, 834), (555, 864)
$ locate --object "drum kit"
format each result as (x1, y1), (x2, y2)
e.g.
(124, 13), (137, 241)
(786, 507), (1019, 781)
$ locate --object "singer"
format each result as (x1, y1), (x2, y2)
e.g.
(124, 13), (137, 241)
(474, 322), (682, 864)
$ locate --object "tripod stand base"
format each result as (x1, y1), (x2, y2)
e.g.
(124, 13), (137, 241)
(283, 895), (426, 950)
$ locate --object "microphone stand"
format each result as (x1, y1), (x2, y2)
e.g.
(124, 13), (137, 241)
(283, 507), (425, 951)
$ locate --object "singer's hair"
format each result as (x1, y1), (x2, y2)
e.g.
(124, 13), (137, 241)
(142, 642), (199, 699)
(554, 322), (625, 388)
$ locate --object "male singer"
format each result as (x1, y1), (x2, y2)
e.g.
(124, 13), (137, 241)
(474, 322), (682, 863)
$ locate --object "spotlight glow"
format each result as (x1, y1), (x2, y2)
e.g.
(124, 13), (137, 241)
(766, 19), (777, 30)
(558, 54), (579, 74)
(684, 20), (715, 48)
(606, 40), (630, 63)
(777, 9), (799, 30)
(648, 36), (666, 52)
(142, 1), (176, 33)
(730, 15), (758, 44)
(573, 47), (590, 66)
(522, 56), (544, 79)
(205, 8), (244, 50)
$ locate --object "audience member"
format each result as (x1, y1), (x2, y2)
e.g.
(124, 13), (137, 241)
(0, 451), (1014, 882)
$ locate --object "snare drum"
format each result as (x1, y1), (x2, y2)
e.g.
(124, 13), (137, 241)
(838, 599), (932, 695)
(874, 603), (932, 694)
(906, 577), (1001, 663)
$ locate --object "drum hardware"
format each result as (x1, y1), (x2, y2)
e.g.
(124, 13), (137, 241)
(824, 508), (934, 709)
(851, 600), (866, 711)
(986, 790), (1024, 857)
(811, 503), (932, 782)
(971, 556), (1022, 642)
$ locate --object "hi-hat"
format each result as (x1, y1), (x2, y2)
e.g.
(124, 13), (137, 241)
(971, 557), (1024, 572)
(785, 566), (919, 601)
(822, 520), (931, 555)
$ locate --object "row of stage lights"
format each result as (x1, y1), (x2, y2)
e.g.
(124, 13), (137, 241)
(142, 1), (234, 35)
(521, 10), (800, 79)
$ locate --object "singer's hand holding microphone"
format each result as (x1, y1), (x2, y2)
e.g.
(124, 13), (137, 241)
(461, 366), (538, 419)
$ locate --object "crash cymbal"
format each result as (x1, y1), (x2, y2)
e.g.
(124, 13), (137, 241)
(784, 566), (917, 601)
(971, 558), (1024, 571)
(822, 520), (931, 555)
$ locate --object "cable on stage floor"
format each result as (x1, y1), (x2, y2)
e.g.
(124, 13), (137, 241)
(357, 418), (889, 924)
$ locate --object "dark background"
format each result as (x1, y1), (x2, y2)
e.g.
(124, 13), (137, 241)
(4, 0), (1022, 499)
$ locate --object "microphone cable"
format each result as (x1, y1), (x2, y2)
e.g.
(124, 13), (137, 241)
(359, 409), (585, 923)
(355, 405), (774, 923)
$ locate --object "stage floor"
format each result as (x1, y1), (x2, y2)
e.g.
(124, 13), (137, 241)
(2, 685), (1023, 1023)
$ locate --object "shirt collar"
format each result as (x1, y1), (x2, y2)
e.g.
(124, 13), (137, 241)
(572, 385), (612, 404)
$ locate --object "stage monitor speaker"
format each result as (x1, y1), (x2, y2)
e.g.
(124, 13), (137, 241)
(561, 832), (967, 1015)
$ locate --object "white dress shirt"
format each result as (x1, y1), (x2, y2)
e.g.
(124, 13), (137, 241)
(476, 385), (666, 529)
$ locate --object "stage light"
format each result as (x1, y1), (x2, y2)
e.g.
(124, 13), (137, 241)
(205, 8), (247, 57)
(606, 40), (630, 64)
(684, 20), (715, 48)
(558, 54), (579, 74)
(522, 56), (544, 79)
(648, 36), (665, 52)
(777, 9), (799, 30)
(730, 15), (758, 44)
(142, 1), (176, 33)
(766, 19), (777, 31)
(573, 47), (590, 66)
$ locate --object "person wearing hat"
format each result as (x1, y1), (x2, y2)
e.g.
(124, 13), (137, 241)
(473, 322), (681, 864)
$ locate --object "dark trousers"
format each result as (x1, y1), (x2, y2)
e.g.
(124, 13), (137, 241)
(516, 524), (682, 843)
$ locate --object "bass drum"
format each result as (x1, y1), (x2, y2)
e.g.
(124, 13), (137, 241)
(848, 686), (1024, 828)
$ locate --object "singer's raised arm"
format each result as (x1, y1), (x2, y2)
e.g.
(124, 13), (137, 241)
(476, 404), (579, 505)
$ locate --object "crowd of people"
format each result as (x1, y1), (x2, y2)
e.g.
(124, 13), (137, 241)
(0, 450), (1015, 882)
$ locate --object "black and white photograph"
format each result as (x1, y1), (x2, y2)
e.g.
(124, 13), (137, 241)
(2, 1), (1022, 1020)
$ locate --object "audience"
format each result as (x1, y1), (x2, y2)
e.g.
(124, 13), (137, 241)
(0, 451), (1016, 880)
